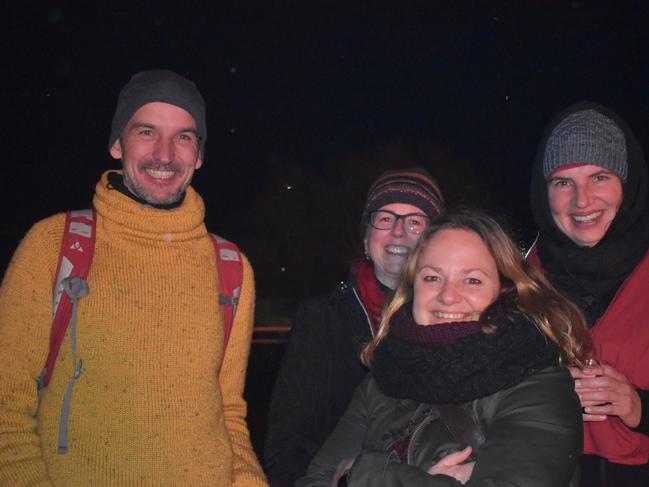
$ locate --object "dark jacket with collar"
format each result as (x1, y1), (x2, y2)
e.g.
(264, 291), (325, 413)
(263, 278), (375, 487)
(298, 302), (583, 487)
(298, 367), (582, 487)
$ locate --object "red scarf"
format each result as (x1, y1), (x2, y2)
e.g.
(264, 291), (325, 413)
(529, 245), (649, 465)
(353, 260), (390, 335)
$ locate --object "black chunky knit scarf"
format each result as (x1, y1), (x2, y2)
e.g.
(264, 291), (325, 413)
(372, 302), (560, 403)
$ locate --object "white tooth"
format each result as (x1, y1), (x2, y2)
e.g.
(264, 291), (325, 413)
(385, 245), (409, 255)
(573, 211), (602, 222)
(146, 169), (174, 179)
(433, 312), (466, 319)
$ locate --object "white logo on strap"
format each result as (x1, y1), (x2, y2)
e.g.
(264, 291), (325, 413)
(69, 241), (84, 253)
(219, 248), (240, 262)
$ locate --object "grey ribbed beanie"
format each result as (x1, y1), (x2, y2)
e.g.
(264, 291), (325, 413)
(108, 70), (206, 157)
(543, 109), (627, 181)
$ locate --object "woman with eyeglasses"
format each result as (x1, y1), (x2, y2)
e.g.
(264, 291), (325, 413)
(264, 168), (445, 487)
(298, 211), (592, 487)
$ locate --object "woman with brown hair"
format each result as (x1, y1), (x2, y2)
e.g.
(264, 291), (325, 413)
(298, 211), (592, 487)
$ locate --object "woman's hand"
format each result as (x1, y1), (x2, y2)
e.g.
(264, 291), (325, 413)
(331, 457), (355, 487)
(427, 447), (475, 484)
(569, 363), (642, 428)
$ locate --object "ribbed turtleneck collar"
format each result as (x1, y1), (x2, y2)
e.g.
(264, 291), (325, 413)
(93, 170), (207, 242)
(106, 171), (185, 210)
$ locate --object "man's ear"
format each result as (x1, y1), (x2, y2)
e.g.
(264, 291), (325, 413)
(194, 157), (203, 170)
(109, 139), (122, 160)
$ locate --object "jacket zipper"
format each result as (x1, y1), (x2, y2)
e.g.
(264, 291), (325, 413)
(350, 286), (375, 338)
(406, 408), (435, 464)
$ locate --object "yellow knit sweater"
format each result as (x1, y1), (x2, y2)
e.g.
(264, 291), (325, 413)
(0, 171), (267, 486)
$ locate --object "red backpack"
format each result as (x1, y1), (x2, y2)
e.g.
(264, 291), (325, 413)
(39, 209), (244, 454)
(39, 209), (243, 390)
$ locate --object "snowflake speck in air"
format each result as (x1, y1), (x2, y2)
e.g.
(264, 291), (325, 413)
(281, 267), (286, 272)
(230, 67), (237, 74)
(285, 184), (292, 190)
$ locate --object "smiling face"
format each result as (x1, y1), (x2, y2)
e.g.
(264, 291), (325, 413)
(109, 102), (203, 205)
(547, 164), (623, 247)
(412, 228), (501, 326)
(365, 203), (428, 289)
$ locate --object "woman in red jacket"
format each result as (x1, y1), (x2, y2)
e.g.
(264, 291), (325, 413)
(528, 101), (649, 486)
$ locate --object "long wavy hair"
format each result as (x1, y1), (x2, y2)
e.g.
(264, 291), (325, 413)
(361, 210), (593, 367)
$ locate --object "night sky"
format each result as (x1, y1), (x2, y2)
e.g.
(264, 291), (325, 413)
(4, 2), (649, 298)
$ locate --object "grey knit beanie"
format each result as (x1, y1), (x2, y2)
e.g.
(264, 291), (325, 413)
(108, 69), (207, 157)
(543, 109), (627, 181)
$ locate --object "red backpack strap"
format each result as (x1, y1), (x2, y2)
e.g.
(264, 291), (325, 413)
(39, 209), (96, 390)
(209, 234), (243, 349)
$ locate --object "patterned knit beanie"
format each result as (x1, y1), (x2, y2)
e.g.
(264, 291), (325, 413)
(108, 69), (207, 157)
(543, 108), (627, 181)
(361, 167), (445, 232)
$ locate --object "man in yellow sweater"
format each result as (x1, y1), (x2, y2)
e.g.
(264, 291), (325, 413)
(0, 70), (268, 486)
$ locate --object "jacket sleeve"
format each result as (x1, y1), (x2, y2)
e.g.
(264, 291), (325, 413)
(347, 367), (582, 487)
(463, 366), (582, 486)
(0, 217), (63, 487)
(264, 295), (342, 486)
(218, 254), (268, 487)
(633, 389), (649, 436)
(296, 377), (373, 487)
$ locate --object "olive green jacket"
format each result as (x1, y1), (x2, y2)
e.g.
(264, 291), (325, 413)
(298, 366), (582, 486)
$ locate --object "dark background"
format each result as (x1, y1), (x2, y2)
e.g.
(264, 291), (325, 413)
(4, 1), (649, 456)
(5, 2), (649, 299)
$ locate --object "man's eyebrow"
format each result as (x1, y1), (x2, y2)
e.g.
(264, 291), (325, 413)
(128, 122), (155, 131)
(179, 127), (200, 136)
(127, 124), (199, 137)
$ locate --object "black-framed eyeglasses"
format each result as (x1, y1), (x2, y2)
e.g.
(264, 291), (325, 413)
(368, 210), (430, 235)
